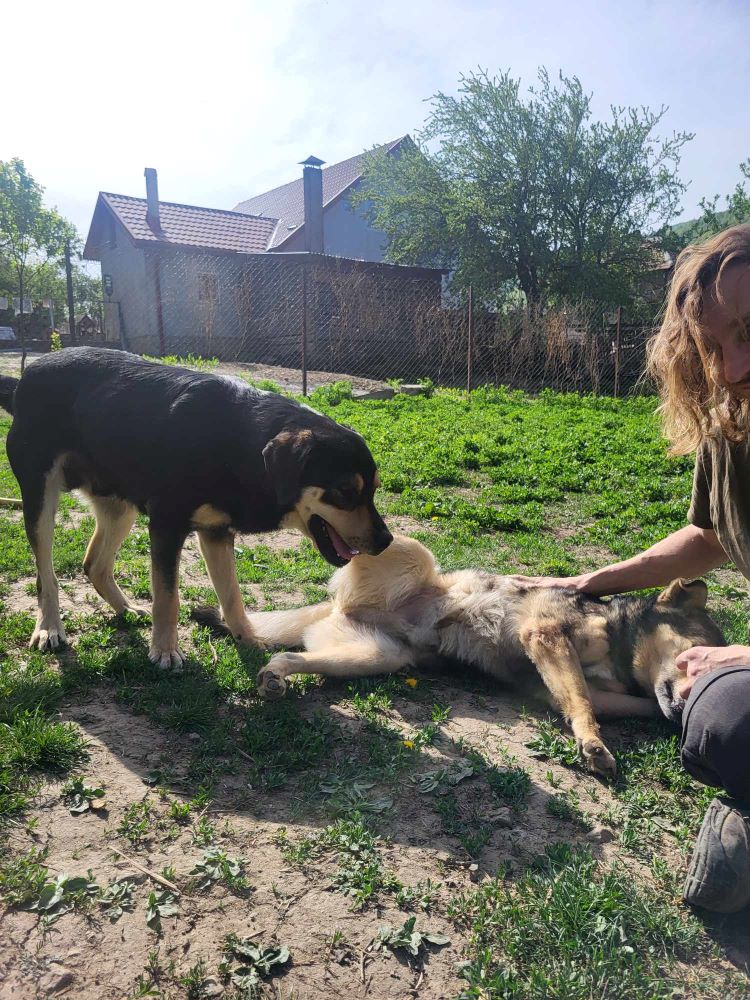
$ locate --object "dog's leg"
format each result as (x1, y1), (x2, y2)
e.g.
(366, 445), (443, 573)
(23, 460), (66, 651)
(248, 602), (333, 647)
(148, 521), (188, 669)
(589, 690), (660, 718)
(257, 639), (411, 700)
(197, 529), (256, 643)
(83, 496), (144, 615)
(520, 621), (617, 777)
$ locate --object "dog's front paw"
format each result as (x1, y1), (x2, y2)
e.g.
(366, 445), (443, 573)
(119, 603), (150, 621)
(257, 669), (287, 700)
(258, 653), (301, 701)
(148, 643), (185, 670)
(580, 738), (617, 778)
(30, 616), (67, 652)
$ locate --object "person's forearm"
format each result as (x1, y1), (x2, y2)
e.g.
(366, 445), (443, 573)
(579, 525), (727, 596)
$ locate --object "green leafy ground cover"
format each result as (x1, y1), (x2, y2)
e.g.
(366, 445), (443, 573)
(1, 379), (749, 998)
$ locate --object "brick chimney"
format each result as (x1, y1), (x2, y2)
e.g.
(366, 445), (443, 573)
(144, 167), (162, 234)
(300, 156), (325, 253)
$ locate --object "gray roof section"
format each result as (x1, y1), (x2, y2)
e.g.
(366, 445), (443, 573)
(233, 137), (409, 249)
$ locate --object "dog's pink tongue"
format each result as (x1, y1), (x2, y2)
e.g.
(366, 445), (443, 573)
(327, 522), (359, 560)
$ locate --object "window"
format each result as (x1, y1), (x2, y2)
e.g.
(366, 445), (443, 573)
(198, 273), (218, 302)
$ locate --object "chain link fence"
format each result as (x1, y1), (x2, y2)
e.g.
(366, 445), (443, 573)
(21, 246), (657, 396)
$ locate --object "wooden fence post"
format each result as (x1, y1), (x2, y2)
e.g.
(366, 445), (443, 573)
(65, 242), (76, 345)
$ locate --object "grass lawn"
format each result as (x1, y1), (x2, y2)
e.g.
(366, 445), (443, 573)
(1, 373), (750, 999)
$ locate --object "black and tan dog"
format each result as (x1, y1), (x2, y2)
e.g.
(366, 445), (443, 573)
(0, 348), (391, 666)
(240, 535), (725, 776)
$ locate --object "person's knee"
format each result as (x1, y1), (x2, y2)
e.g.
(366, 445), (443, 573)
(681, 667), (750, 801)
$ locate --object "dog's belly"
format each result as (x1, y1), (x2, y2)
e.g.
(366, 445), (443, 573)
(437, 625), (529, 683)
(61, 450), (281, 532)
(62, 452), (138, 506)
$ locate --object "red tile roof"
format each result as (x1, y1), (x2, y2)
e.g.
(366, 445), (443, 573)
(95, 193), (278, 254)
(234, 137), (409, 249)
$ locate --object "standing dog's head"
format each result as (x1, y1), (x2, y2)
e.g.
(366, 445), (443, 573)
(631, 579), (727, 722)
(263, 423), (392, 567)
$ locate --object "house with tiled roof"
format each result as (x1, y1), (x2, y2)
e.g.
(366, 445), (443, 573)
(83, 143), (444, 362)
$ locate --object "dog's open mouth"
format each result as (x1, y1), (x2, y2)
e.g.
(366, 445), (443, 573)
(308, 514), (360, 567)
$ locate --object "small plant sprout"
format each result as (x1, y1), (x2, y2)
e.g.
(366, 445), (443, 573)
(145, 890), (180, 932)
(223, 935), (291, 991)
(61, 775), (105, 814)
(99, 879), (136, 922)
(371, 916), (450, 958)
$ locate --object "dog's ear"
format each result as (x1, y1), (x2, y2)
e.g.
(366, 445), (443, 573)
(656, 578), (708, 610)
(262, 428), (315, 507)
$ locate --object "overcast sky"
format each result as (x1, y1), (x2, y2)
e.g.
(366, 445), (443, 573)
(4, 0), (749, 241)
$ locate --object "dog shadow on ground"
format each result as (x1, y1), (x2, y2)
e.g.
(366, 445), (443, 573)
(13, 612), (750, 995)
(45, 612), (623, 876)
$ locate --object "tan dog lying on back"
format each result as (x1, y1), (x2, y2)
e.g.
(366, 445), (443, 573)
(237, 535), (725, 776)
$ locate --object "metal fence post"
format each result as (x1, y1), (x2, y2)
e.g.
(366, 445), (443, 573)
(65, 242), (76, 345)
(301, 260), (308, 397)
(466, 284), (474, 395)
(613, 305), (622, 398)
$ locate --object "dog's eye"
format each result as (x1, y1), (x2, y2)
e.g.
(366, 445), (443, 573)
(328, 486), (360, 508)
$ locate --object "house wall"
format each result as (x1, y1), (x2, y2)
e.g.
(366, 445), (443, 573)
(278, 185), (388, 262)
(97, 226), (443, 367)
(154, 250), (252, 352)
(98, 224), (153, 347)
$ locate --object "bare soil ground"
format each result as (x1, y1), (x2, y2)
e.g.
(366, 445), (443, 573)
(3, 361), (750, 999)
(1, 653), (657, 1000)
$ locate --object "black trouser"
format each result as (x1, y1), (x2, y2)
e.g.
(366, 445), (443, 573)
(681, 666), (750, 803)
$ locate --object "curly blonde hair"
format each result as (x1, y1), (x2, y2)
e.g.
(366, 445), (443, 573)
(647, 223), (750, 454)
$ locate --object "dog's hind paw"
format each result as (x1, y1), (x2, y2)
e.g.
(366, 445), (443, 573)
(30, 621), (67, 652)
(581, 739), (617, 779)
(257, 668), (288, 700)
(148, 644), (186, 670)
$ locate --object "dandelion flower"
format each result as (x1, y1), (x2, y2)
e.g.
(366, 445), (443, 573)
(402, 739), (415, 749)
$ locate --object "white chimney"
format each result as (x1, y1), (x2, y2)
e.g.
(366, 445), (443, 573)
(144, 167), (162, 234)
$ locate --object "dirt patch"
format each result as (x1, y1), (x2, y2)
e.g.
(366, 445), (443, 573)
(0, 664), (677, 1000)
(0, 692), (475, 1000)
(216, 360), (389, 397)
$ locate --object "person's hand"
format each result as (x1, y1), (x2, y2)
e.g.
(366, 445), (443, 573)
(675, 644), (750, 699)
(507, 573), (588, 591)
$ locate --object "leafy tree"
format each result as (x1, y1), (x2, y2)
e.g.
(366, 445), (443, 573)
(354, 69), (692, 307)
(675, 158), (750, 244)
(0, 158), (78, 341)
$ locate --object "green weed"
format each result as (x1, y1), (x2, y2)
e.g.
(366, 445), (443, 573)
(449, 843), (715, 1000)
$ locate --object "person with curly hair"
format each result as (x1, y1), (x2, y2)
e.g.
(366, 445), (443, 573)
(517, 223), (750, 912)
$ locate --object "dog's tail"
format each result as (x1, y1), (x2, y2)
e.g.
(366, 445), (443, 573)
(0, 375), (19, 415)
(248, 602), (333, 647)
(192, 601), (333, 648)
